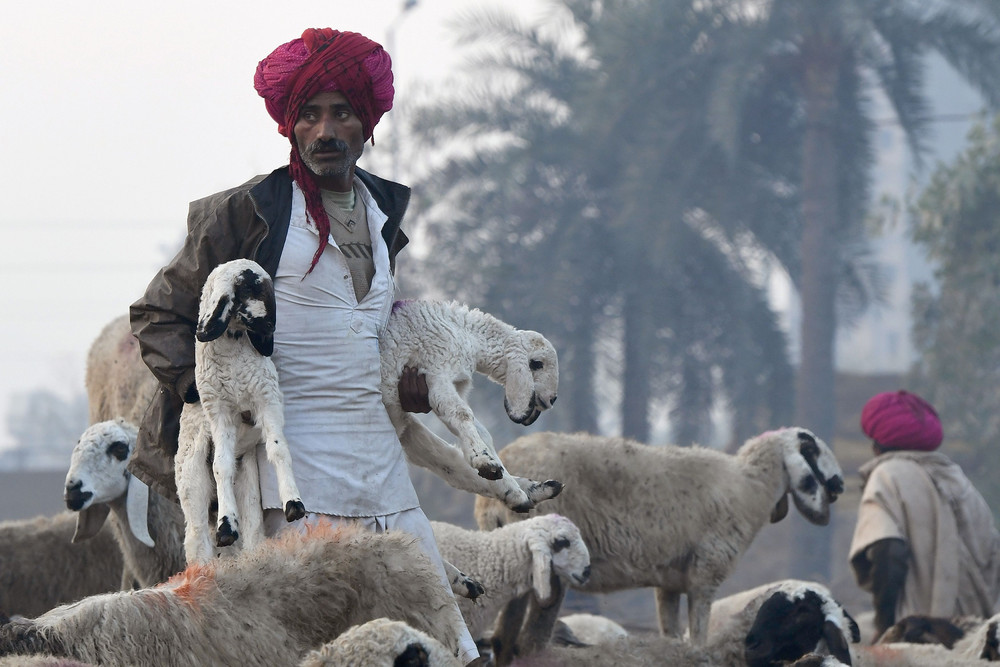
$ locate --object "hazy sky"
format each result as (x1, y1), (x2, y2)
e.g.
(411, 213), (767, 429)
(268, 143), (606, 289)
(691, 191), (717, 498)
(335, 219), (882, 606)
(0, 0), (544, 450)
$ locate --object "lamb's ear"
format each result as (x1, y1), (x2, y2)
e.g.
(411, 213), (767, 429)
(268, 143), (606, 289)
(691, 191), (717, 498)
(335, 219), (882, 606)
(72, 503), (111, 543)
(248, 273), (276, 357)
(822, 619), (853, 665)
(528, 534), (554, 603)
(770, 493), (789, 523)
(125, 475), (155, 547)
(503, 338), (534, 421)
(197, 293), (232, 342)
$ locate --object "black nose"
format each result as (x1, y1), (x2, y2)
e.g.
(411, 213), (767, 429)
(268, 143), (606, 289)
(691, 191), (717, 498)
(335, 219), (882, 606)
(64, 480), (92, 511)
(550, 396), (557, 406)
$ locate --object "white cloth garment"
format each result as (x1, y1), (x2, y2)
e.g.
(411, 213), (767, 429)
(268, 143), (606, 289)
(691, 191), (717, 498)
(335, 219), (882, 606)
(256, 178), (419, 517)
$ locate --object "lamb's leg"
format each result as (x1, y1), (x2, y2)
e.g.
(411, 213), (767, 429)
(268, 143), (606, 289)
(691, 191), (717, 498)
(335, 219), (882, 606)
(233, 447), (264, 553)
(425, 379), (504, 480)
(490, 593), (530, 667)
(392, 408), (538, 511)
(176, 417), (216, 563)
(256, 403), (305, 522)
(654, 587), (684, 637)
(514, 572), (565, 657)
(442, 559), (486, 600)
(207, 412), (242, 547)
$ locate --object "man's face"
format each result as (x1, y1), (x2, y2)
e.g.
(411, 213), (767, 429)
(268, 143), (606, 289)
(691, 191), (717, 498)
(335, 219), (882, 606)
(293, 91), (365, 191)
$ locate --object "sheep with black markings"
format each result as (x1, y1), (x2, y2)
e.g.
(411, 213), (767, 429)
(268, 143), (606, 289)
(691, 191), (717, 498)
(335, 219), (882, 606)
(63, 419), (185, 588)
(475, 427), (844, 661)
(430, 515), (590, 641)
(175, 258), (304, 563)
(381, 299), (562, 513)
(298, 618), (462, 667)
(0, 525), (468, 667)
(0, 512), (122, 617)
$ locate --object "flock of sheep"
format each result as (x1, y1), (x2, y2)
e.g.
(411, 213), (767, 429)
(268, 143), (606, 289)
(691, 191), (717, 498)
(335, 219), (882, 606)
(2, 259), (1000, 666)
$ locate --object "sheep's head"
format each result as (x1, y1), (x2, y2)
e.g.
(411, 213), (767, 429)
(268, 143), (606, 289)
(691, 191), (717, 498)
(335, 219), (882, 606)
(64, 418), (136, 511)
(502, 330), (559, 426)
(302, 618), (456, 667)
(196, 259), (276, 357)
(744, 586), (857, 667)
(525, 514), (590, 604)
(772, 428), (844, 526)
(64, 419), (154, 547)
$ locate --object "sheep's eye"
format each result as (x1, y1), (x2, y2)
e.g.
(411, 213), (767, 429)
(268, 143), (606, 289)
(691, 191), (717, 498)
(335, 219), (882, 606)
(529, 359), (544, 371)
(106, 441), (130, 462)
(552, 537), (571, 552)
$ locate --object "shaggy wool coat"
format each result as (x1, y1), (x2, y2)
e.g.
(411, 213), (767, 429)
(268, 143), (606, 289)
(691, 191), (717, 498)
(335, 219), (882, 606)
(128, 166), (410, 501)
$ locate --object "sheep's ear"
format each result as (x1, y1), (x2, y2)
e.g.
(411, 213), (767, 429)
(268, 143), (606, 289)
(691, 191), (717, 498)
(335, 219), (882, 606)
(197, 294), (232, 342)
(248, 276), (276, 356)
(503, 341), (534, 420)
(770, 493), (789, 523)
(822, 619), (853, 665)
(125, 475), (155, 547)
(72, 503), (111, 543)
(528, 535), (554, 602)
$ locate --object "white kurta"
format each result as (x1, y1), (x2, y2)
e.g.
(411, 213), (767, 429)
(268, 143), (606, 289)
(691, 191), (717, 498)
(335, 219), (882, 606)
(257, 180), (419, 517)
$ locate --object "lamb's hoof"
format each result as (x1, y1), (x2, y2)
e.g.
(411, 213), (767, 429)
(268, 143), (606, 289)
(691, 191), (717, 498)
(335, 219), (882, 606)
(284, 499), (306, 522)
(476, 463), (504, 481)
(543, 479), (564, 498)
(463, 577), (486, 601)
(216, 518), (238, 547)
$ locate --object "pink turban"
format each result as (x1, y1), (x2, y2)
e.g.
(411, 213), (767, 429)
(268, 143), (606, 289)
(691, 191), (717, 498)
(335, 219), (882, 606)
(860, 390), (943, 451)
(254, 28), (394, 140)
(253, 28), (394, 274)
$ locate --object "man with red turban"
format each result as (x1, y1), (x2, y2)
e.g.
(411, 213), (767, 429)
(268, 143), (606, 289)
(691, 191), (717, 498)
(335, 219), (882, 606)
(848, 390), (1000, 640)
(129, 28), (480, 664)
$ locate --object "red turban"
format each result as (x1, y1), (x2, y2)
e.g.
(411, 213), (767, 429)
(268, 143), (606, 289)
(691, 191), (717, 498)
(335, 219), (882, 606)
(253, 28), (394, 274)
(860, 390), (943, 451)
(254, 28), (394, 140)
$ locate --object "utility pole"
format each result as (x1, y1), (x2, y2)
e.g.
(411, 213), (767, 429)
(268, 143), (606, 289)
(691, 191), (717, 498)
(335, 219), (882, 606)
(385, 0), (419, 183)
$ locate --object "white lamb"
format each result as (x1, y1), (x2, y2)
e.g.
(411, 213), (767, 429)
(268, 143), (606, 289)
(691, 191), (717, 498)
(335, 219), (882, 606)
(0, 525), (468, 667)
(474, 427), (845, 659)
(430, 515), (591, 640)
(175, 258), (304, 563)
(298, 618), (462, 667)
(380, 299), (561, 512)
(63, 419), (186, 588)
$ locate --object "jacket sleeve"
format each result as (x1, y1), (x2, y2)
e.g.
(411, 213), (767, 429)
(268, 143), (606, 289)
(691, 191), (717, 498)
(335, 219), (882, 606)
(129, 191), (251, 400)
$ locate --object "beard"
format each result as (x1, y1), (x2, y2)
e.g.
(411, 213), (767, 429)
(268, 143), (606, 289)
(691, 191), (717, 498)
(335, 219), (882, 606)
(299, 138), (362, 177)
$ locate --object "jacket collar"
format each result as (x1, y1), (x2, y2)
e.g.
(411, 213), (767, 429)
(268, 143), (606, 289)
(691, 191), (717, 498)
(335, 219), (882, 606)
(249, 165), (411, 276)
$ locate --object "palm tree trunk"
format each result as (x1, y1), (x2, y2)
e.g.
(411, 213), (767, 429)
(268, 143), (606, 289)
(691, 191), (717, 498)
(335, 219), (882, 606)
(622, 286), (652, 442)
(794, 35), (843, 582)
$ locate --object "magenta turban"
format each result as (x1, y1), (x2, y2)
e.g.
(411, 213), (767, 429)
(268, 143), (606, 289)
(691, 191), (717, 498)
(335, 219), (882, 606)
(253, 28), (394, 274)
(254, 28), (394, 140)
(860, 390), (943, 451)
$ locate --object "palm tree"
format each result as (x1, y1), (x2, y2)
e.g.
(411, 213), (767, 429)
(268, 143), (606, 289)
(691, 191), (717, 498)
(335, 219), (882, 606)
(705, 0), (1000, 441)
(405, 1), (800, 444)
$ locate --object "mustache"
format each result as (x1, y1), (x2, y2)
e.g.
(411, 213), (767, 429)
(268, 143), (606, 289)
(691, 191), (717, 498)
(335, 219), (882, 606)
(304, 138), (350, 155)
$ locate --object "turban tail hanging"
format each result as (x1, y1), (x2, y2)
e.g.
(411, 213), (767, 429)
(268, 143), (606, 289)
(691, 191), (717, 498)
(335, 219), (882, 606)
(254, 28), (394, 273)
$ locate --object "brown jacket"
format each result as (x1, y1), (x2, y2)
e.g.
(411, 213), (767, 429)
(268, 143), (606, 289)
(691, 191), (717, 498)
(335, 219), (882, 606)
(128, 166), (410, 501)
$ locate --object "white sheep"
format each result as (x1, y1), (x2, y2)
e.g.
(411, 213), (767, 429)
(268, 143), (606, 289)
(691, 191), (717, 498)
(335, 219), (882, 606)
(380, 299), (561, 512)
(298, 618), (462, 667)
(474, 427), (845, 658)
(430, 515), (591, 640)
(0, 512), (122, 617)
(175, 258), (304, 563)
(0, 524), (469, 667)
(63, 419), (186, 588)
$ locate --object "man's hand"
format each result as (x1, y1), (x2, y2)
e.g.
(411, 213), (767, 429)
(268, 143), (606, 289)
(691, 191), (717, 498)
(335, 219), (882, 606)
(398, 366), (432, 413)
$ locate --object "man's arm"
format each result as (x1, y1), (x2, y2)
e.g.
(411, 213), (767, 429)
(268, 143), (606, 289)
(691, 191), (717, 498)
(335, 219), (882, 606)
(868, 537), (910, 638)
